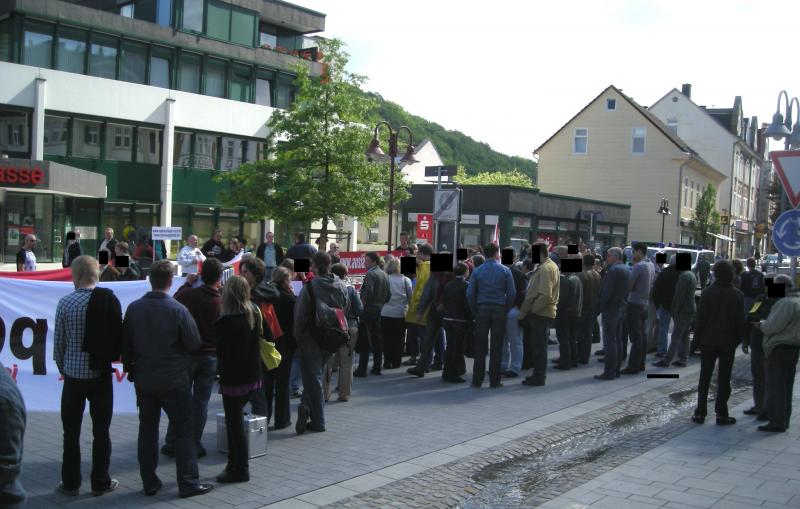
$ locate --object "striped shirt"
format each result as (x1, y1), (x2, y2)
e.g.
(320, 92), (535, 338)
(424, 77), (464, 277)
(54, 288), (102, 379)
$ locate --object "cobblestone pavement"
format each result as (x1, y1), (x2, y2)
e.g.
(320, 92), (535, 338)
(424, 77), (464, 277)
(325, 360), (758, 509)
(18, 336), (799, 509)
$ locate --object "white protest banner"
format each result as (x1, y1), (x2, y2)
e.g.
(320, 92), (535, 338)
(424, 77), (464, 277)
(0, 277), (187, 413)
(151, 226), (183, 241)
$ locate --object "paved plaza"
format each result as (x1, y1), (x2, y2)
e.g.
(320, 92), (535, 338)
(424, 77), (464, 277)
(18, 338), (800, 509)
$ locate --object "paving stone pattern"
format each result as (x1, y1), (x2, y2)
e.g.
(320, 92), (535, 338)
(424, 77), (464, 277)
(327, 362), (754, 509)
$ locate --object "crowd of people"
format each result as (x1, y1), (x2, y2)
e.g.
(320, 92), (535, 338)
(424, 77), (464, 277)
(1, 229), (798, 506)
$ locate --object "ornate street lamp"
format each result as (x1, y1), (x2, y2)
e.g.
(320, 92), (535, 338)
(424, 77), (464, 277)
(365, 122), (417, 250)
(657, 198), (671, 244)
(765, 90), (800, 282)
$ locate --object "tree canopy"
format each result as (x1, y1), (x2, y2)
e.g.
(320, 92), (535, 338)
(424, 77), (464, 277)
(691, 184), (721, 248)
(453, 166), (534, 188)
(216, 39), (408, 244)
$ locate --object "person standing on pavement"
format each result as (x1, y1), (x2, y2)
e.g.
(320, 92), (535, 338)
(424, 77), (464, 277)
(238, 257), (274, 418)
(256, 232), (285, 282)
(381, 258), (413, 369)
(519, 242), (560, 386)
(466, 244), (516, 388)
(404, 244), (433, 369)
(739, 257), (765, 336)
(355, 252), (390, 376)
(122, 260), (213, 499)
(285, 233), (318, 261)
(693, 253), (711, 289)
(576, 254), (601, 364)
(756, 277), (800, 433)
(161, 258), (223, 459)
(397, 231), (412, 256)
(97, 227), (117, 255)
(294, 252), (348, 434)
(177, 235), (206, 275)
(653, 257), (697, 369)
(622, 243), (654, 374)
(651, 255), (678, 358)
(502, 259), (533, 378)
(324, 264), (362, 402)
(441, 262), (472, 383)
(0, 361), (26, 509)
(16, 234), (37, 272)
(256, 267), (297, 428)
(214, 275), (263, 483)
(595, 247), (630, 381)
(408, 256), (449, 377)
(62, 231), (83, 268)
(742, 274), (790, 419)
(552, 248), (583, 370)
(202, 230), (224, 259)
(691, 260), (745, 425)
(54, 255), (121, 497)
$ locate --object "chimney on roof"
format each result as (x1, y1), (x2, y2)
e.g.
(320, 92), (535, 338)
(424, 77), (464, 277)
(681, 84), (692, 99)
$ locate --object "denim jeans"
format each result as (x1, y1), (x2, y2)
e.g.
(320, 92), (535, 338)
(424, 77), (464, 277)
(290, 355), (302, 392)
(664, 314), (692, 364)
(415, 313), (443, 371)
(472, 304), (508, 386)
(60, 374), (113, 491)
(602, 308), (624, 378)
(298, 338), (332, 431)
(625, 303), (648, 370)
(135, 385), (200, 494)
(165, 355), (217, 451)
(502, 307), (523, 374)
(656, 307), (671, 356)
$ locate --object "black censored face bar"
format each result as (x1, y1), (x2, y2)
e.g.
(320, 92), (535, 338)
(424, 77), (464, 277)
(647, 374), (679, 379)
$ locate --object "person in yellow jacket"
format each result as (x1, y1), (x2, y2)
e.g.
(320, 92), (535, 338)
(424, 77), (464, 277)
(518, 242), (560, 386)
(402, 244), (433, 367)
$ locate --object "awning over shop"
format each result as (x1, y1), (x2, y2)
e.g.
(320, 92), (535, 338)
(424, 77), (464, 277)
(707, 231), (734, 242)
(0, 158), (106, 199)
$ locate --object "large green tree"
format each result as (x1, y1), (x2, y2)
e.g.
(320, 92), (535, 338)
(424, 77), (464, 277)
(217, 39), (408, 245)
(453, 166), (534, 188)
(691, 184), (721, 248)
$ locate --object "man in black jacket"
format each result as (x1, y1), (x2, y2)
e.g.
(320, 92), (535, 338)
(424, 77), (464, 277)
(651, 255), (678, 358)
(553, 249), (583, 370)
(442, 263), (472, 382)
(255, 231), (285, 281)
(355, 252), (390, 376)
(122, 261), (213, 499)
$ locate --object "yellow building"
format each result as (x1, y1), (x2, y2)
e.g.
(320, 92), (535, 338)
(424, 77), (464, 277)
(535, 85), (726, 246)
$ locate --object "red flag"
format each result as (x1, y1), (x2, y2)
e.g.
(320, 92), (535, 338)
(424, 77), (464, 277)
(492, 223), (499, 246)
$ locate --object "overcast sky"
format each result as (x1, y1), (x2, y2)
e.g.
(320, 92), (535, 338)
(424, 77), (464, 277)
(299, 0), (799, 161)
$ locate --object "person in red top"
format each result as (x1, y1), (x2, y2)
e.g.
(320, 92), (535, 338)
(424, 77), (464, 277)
(160, 258), (223, 459)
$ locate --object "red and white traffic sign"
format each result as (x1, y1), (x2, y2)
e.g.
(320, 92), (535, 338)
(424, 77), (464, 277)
(772, 150), (800, 208)
(416, 213), (433, 241)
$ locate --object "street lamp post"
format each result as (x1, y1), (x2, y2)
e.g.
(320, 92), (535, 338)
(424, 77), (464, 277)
(657, 198), (671, 244)
(765, 90), (800, 283)
(365, 122), (417, 251)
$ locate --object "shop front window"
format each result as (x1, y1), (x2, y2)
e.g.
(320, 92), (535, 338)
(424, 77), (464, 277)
(3, 193), (54, 263)
(460, 227), (482, 251)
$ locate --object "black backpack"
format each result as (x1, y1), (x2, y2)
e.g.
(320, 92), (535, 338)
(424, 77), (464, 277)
(307, 278), (349, 353)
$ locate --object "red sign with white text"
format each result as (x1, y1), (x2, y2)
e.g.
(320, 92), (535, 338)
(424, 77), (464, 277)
(337, 251), (402, 275)
(416, 214), (433, 241)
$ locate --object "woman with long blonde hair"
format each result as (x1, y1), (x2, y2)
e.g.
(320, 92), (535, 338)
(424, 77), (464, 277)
(214, 275), (262, 483)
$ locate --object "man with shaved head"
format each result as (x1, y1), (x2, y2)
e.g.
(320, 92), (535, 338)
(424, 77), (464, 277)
(16, 234), (37, 272)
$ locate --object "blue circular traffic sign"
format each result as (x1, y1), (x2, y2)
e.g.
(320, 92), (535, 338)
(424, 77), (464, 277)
(773, 209), (800, 257)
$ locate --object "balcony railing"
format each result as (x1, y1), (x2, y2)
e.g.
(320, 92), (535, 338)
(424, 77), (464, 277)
(259, 35), (320, 62)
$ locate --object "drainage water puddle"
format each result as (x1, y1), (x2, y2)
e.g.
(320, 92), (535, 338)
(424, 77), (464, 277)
(459, 380), (750, 509)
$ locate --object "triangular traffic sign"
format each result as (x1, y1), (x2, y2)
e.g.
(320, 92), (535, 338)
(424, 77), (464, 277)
(772, 150), (800, 208)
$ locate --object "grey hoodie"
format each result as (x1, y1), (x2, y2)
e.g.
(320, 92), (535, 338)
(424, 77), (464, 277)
(293, 273), (349, 349)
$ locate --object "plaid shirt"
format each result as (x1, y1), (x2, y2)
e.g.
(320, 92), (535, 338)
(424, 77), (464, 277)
(54, 288), (102, 379)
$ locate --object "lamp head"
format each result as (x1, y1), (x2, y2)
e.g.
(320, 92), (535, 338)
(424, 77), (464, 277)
(365, 137), (385, 161)
(765, 111), (791, 141)
(399, 144), (418, 164)
(789, 121), (800, 149)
